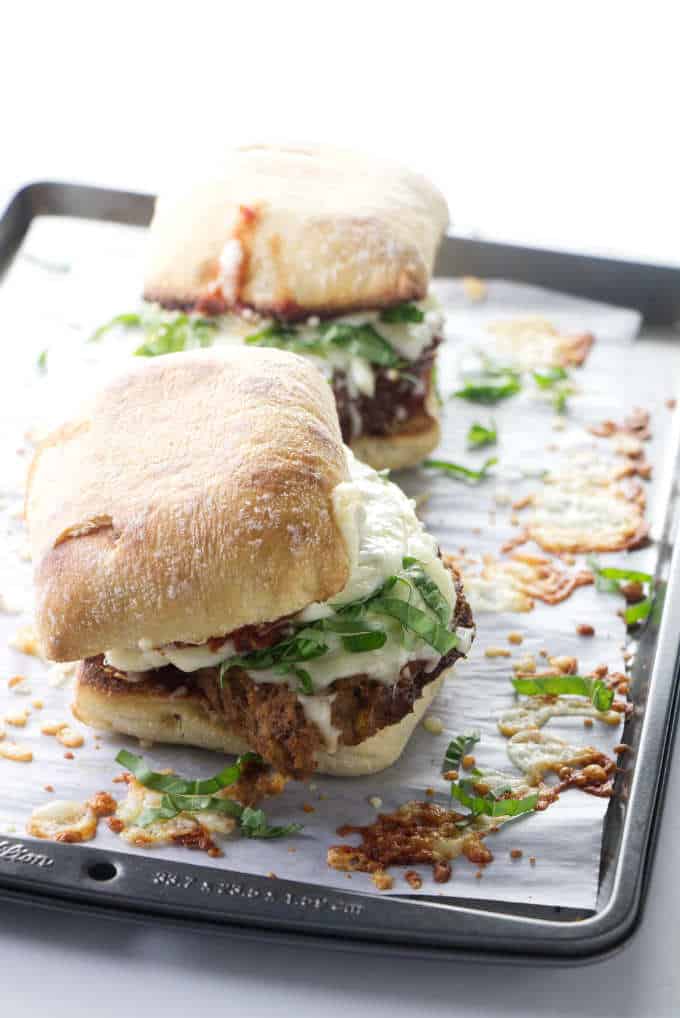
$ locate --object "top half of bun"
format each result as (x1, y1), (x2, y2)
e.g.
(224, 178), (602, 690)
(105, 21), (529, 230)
(143, 144), (449, 320)
(26, 347), (351, 662)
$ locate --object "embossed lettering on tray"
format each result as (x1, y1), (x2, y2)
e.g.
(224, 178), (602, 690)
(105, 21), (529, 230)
(0, 839), (54, 868)
(153, 870), (364, 915)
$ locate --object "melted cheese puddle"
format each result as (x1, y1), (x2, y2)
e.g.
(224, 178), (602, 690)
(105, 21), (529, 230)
(498, 695), (621, 737)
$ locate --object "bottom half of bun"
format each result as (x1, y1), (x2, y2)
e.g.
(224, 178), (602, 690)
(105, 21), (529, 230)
(350, 412), (440, 471)
(72, 668), (450, 778)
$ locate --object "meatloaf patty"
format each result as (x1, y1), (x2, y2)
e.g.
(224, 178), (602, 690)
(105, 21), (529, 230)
(332, 340), (439, 441)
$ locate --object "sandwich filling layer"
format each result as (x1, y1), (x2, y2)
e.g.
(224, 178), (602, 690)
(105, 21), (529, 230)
(105, 451), (473, 685)
(93, 452), (474, 775)
(100, 297), (443, 442)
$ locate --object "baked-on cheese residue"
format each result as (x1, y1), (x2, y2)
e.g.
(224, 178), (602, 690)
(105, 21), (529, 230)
(105, 450), (473, 693)
(108, 774), (236, 855)
(450, 551), (593, 614)
(487, 317), (594, 370)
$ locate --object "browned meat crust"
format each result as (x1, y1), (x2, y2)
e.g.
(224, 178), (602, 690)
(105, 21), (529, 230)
(80, 571), (472, 778)
(333, 340), (439, 441)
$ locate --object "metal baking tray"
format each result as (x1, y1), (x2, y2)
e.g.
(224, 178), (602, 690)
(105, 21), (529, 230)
(1, 181), (679, 963)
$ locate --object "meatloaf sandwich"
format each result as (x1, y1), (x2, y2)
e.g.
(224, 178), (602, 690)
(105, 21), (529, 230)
(26, 347), (473, 779)
(142, 143), (449, 471)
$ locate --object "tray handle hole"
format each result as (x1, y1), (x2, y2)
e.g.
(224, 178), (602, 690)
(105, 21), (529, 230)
(87, 860), (118, 882)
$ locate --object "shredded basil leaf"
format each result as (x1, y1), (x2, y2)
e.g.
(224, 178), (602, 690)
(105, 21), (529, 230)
(218, 557), (454, 687)
(116, 750), (301, 838)
(319, 321), (403, 367)
(423, 456), (497, 483)
(467, 421), (497, 449)
(552, 387), (570, 413)
(451, 778), (538, 818)
(136, 791), (245, 827)
(588, 556), (654, 625)
(454, 362), (521, 404)
(532, 366), (569, 388)
(624, 595), (654, 625)
(379, 303), (425, 324)
(588, 557), (653, 590)
(367, 597), (457, 655)
(134, 314), (218, 356)
(246, 319), (404, 369)
(116, 749), (261, 795)
(219, 629), (330, 693)
(531, 367), (574, 414)
(89, 311), (144, 342)
(512, 674), (614, 712)
(402, 557), (450, 623)
(245, 322), (327, 357)
(239, 806), (303, 839)
(290, 667), (314, 695)
(36, 349), (48, 373)
(442, 731), (480, 773)
(89, 309), (219, 355)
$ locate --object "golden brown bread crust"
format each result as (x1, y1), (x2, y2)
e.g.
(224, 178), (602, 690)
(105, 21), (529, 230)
(143, 144), (449, 318)
(26, 347), (350, 661)
(73, 663), (449, 778)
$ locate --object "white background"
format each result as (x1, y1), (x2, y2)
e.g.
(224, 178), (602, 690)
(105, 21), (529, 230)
(2, 3), (680, 1015)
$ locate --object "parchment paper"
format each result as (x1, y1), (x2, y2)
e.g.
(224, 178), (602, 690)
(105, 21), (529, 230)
(0, 216), (673, 909)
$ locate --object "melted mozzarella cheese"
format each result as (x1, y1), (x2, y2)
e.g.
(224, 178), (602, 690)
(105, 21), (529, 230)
(298, 693), (339, 753)
(106, 638), (236, 674)
(322, 450), (456, 612)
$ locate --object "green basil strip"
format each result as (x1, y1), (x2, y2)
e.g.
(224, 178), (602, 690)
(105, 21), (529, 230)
(36, 349), (48, 373)
(89, 311), (143, 342)
(454, 373), (521, 404)
(379, 303), (425, 324)
(466, 421), (497, 448)
(319, 321), (403, 367)
(423, 457), (497, 483)
(90, 309), (219, 355)
(587, 557), (653, 587)
(512, 674), (614, 712)
(368, 597), (458, 655)
(442, 731), (481, 773)
(239, 806), (304, 839)
(245, 323), (327, 358)
(451, 780), (538, 818)
(134, 314), (219, 357)
(624, 595), (654, 626)
(402, 557), (450, 623)
(164, 793), (244, 816)
(587, 557), (654, 624)
(552, 387), (571, 414)
(136, 803), (184, 828)
(115, 749), (261, 795)
(290, 666), (314, 695)
(247, 319), (405, 368)
(532, 366), (569, 388)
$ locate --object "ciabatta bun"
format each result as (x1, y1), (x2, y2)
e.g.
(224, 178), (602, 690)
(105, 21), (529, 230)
(26, 347), (350, 661)
(144, 143), (449, 318)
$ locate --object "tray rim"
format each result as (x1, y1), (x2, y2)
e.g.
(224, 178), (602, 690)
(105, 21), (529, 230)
(1, 179), (679, 964)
